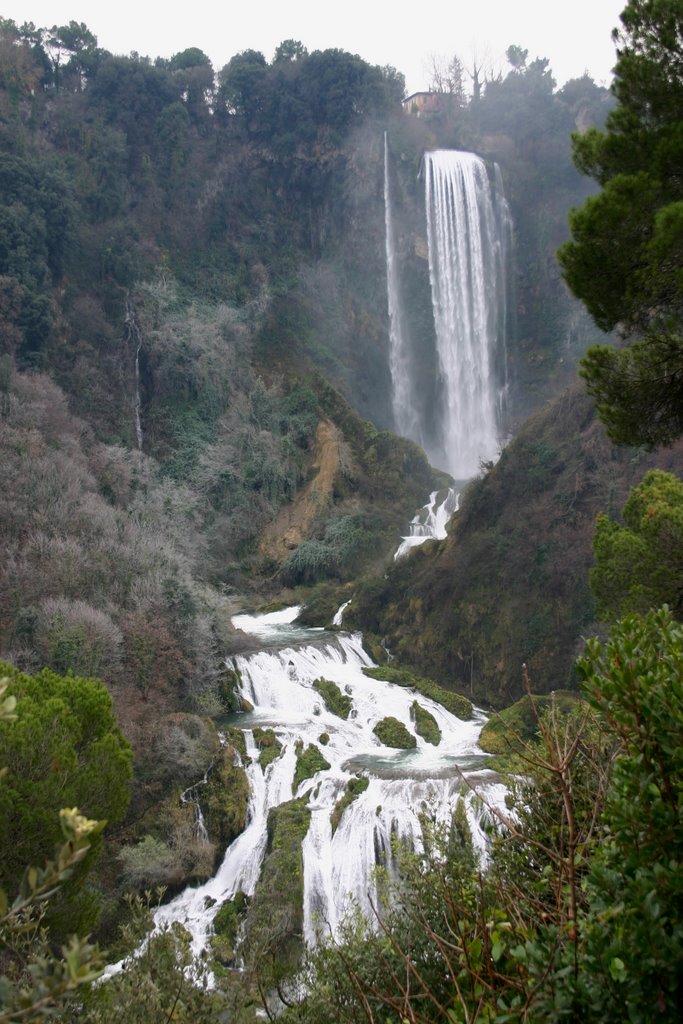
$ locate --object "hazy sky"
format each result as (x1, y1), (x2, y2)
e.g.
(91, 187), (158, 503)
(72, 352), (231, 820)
(3, 1), (625, 93)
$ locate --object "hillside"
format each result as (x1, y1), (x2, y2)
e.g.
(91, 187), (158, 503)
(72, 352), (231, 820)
(348, 384), (683, 706)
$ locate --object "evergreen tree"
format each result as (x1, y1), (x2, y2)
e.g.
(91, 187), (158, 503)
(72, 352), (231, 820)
(558, 0), (683, 446)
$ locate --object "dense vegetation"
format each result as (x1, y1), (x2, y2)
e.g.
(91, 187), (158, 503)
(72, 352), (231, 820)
(0, 1), (682, 1021)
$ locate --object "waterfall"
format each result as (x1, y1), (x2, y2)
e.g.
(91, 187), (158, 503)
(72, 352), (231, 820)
(143, 611), (506, 967)
(394, 488), (459, 559)
(332, 599), (352, 626)
(125, 294), (144, 451)
(424, 150), (510, 478)
(385, 133), (422, 445)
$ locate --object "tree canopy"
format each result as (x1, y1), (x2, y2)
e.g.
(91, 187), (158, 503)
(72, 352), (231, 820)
(0, 662), (132, 932)
(591, 469), (683, 620)
(558, 0), (683, 447)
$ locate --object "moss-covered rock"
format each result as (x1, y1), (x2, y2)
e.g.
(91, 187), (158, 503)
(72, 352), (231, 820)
(243, 798), (311, 969)
(220, 665), (244, 713)
(210, 890), (250, 966)
(225, 726), (247, 761)
(312, 677), (353, 719)
(373, 716), (416, 749)
(318, 732), (330, 745)
(330, 775), (370, 834)
(253, 727), (283, 769)
(293, 741), (331, 791)
(411, 701), (441, 745)
(202, 743), (250, 856)
(362, 665), (472, 720)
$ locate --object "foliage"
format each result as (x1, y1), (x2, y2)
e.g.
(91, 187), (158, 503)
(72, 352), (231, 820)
(0, 678), (104, 1023)
(282, 606), (683, 1022)
(211, 890), (250, 967)
(591, 468), (683, 619)
(372, 716), (416, 749)
(574, 606), (683, 1020)
(0, 662), (132, 935)
(558, 0), (683, 446)
(354, 385), (683, 707)
(330, 775), (369, 834)
(253, 726), (283, 769)
(479, 690), (581, 761)
(312, 677), (352, 719)
(71, 893), (224, 1024)
(242, 799), (311, 981)
(410, 701), (441, 745)
(201, 742), (250, 853)
(0, 806), (104, 1024)
(362, 665), (472, 719)
(293, 742), (331, 792)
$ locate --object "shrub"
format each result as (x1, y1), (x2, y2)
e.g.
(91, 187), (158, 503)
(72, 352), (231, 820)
(373, 716), (416, 749)
(293, 742), (330, 791)
(330, 775), (369, 834)
(312, 677), (352, 719)
(410, 701), (441, 745)
(363, 665), (472, 719)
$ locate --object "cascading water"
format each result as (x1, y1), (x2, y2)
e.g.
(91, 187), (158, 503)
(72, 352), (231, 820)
(395, 487), (459, 559)
(145, 607), (505, 967)
(424, 150), (510, 478)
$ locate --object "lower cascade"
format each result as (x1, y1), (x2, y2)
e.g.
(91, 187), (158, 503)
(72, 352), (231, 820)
(395, 487), (459, 559)
(151, 607), (505, 967)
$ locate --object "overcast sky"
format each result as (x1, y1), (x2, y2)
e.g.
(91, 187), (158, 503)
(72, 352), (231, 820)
(3, 1), (625, 93)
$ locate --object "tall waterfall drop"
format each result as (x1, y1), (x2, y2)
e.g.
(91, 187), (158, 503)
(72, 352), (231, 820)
(424, 150), (510, 478)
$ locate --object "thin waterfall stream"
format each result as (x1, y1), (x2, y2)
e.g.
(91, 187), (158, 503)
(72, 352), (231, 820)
(146, 606), (505, 969)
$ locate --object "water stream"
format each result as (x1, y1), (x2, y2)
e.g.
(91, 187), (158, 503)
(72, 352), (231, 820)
(394, 487), (459, 559)
(150, 607), (505, 962)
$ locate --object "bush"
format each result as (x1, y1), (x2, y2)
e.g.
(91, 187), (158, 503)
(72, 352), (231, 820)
(312, 677), (352, 719)
(363, 665), (472, 719)
(253, 726), (282, 769)
(293, 742), (330, 791)
(330, 775), (369, 834)
(410, 701), (441, 745)
(118, 836), (177, 889)
(372, 716), (416, 749)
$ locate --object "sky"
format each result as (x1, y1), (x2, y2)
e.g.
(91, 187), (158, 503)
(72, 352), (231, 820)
(3, 1), (625, 94)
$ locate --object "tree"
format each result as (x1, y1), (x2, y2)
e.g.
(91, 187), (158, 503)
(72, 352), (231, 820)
(0, 662), (132, 935)
(575, 607), (683, 1020)
(557, 0), (683, 446)
(591, 469), (683, 620)
(426, 51), (467, 107)
(46, 21), (100, 91)
(217, 49), (268, 125)
(0, 678), (104, 1024)
(273, 39), (308, 63)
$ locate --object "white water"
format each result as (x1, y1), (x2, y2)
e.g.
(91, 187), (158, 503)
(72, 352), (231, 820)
(395, 488), (459, 559)
(385, 132), (422, 446)
(425, 150), (510, 478)
(149, 610), (504, 963)
(332, 599), (351, 626)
